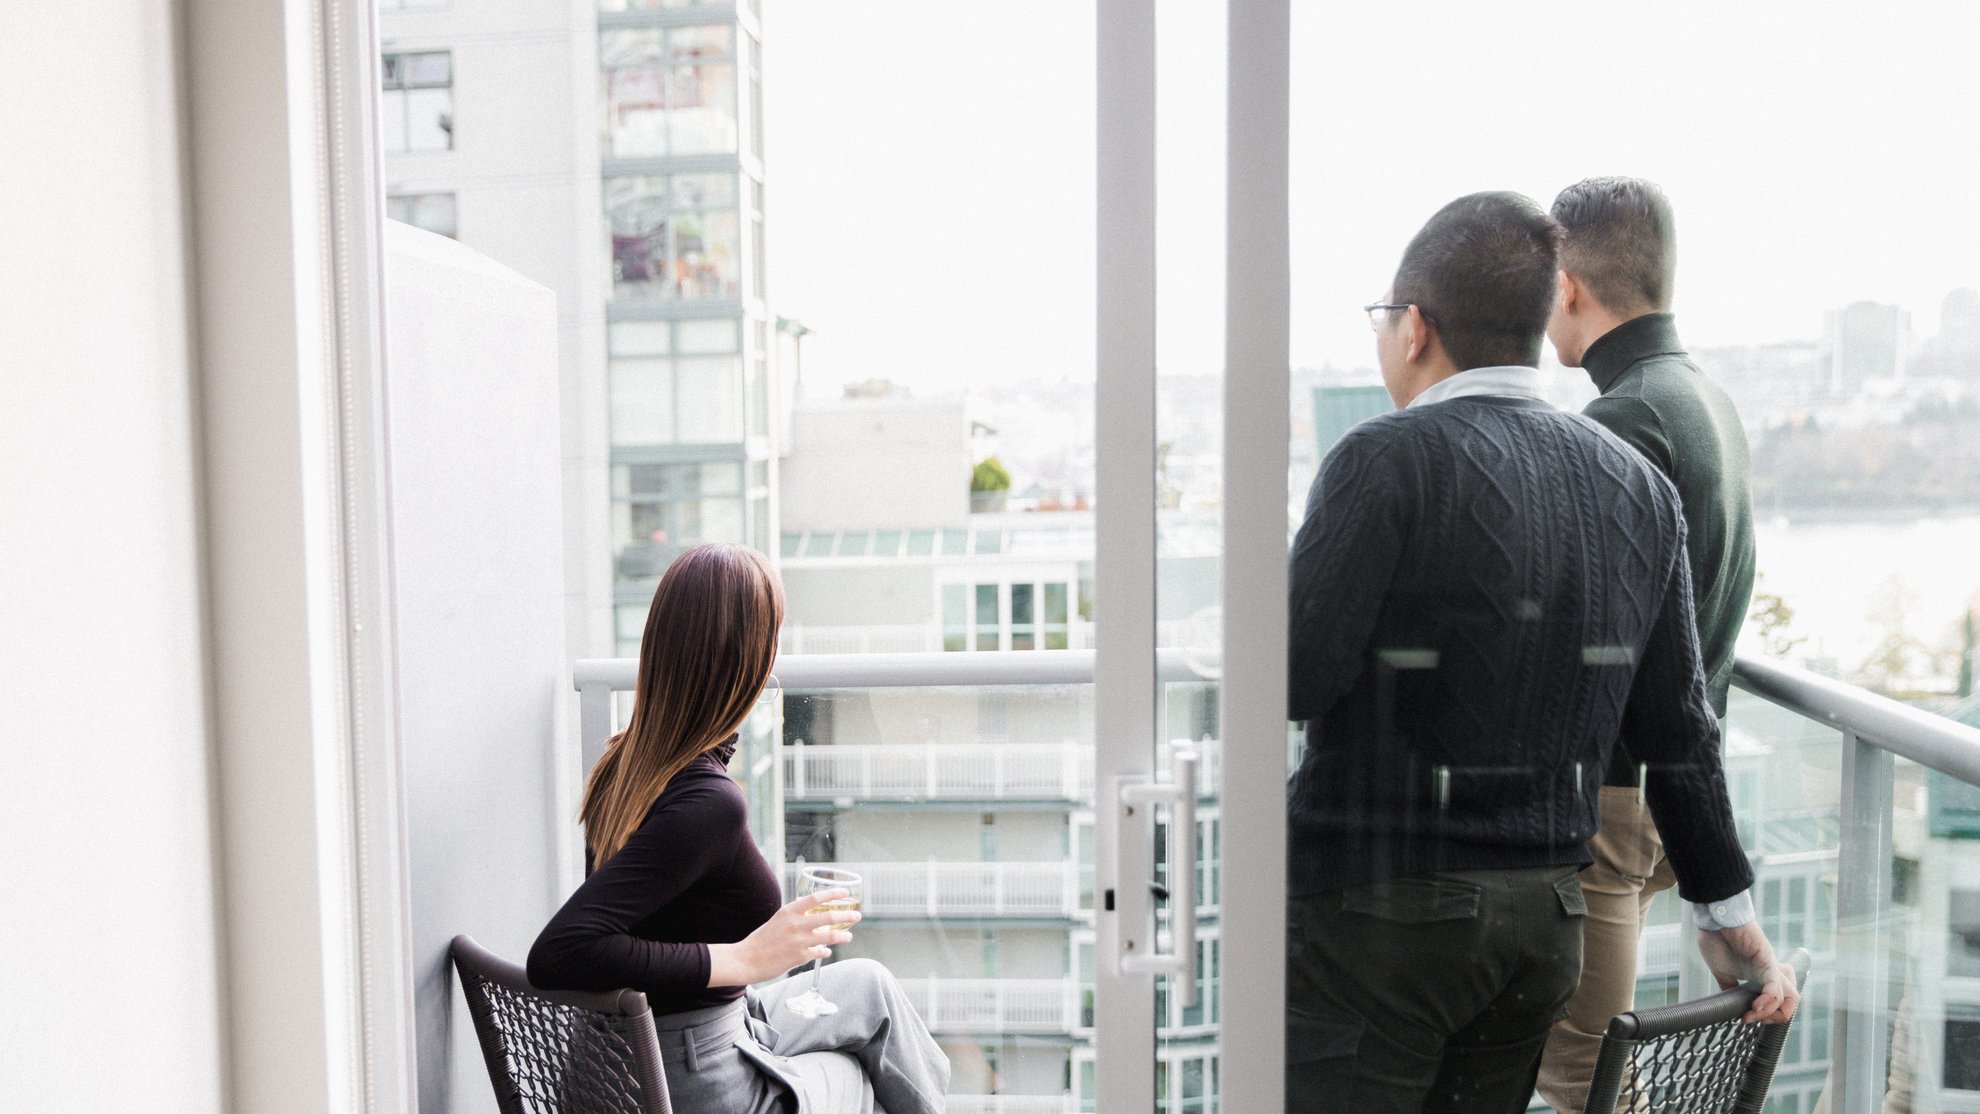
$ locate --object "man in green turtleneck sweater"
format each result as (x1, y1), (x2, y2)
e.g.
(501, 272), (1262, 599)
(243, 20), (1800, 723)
(1535, 177), (1760, 1113)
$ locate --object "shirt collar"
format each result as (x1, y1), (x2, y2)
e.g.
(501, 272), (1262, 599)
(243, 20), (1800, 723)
(1406, 364), (1549, 410)
(1580, 312), (1688, 393)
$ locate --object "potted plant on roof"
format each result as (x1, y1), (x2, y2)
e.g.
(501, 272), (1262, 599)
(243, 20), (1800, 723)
(970, 456), (1011, 513)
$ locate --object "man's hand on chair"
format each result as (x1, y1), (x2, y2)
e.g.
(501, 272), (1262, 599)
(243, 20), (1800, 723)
(1695, 921), (1800, 1024)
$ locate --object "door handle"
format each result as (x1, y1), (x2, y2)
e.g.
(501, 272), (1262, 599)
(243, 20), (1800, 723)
(1117, 740), (1200, 1008)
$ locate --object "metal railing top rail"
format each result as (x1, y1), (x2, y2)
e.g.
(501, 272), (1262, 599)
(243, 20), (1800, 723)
(574, 648), (1219, 693)
(1731, 654), (1980, 786)
(574, 649), (1980, 787)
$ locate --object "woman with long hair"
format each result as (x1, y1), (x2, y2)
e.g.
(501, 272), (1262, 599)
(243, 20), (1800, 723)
(529, 544), (949, 1114)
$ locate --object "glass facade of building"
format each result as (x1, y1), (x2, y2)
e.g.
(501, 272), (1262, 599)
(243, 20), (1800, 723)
(603, 2), (774, 646)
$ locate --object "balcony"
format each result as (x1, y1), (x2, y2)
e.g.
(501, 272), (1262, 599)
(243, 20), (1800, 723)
(573, 648), (1980, 1109)
(786, 742), (1092, 804)
(1638, 921), (1681, 979)
(785, 861), (1079, 919)
(896, 977), (1082, 1036)
(945, 1096), (1081, 1114)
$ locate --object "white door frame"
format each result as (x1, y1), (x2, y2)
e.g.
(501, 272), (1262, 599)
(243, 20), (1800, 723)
(1216, 1), (1291, 1112)
(1093, 0), (1160, 1111)
(1091, 2), (1287, 1111)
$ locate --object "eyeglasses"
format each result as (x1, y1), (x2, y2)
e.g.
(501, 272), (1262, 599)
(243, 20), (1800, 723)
(1362, 301), (1434, 332)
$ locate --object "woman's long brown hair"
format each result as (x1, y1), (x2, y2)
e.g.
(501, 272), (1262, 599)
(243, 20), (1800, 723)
(580, 543), (784, 866)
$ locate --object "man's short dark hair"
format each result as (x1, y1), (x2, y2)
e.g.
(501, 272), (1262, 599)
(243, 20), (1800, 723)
(1550, 176), (1676, 316)
(1392, 192), (1561, 371)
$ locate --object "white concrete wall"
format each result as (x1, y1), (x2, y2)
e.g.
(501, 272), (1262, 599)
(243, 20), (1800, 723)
(781, 398), (973, 532)
(0, 3), (227, 1109)
(383, 223), (570, 1113)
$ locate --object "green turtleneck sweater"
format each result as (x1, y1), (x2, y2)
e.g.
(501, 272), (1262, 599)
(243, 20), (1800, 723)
(1581, 313), (1757, 786)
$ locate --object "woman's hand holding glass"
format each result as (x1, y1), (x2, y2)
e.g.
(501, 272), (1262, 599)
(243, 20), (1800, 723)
(707, 888), (860, 988)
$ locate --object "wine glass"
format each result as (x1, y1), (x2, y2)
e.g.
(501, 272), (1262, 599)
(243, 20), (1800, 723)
(784, 866), (862, 1018)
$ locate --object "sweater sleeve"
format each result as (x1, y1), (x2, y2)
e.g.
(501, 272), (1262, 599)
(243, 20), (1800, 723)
(527, 777), (746, 996)
(1288, 425), (1412, 722)
(1624, 511), (1755, 904)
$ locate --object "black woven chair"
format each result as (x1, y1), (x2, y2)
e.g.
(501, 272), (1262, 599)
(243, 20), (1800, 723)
(450, 934), (674, 1114)
(1582, 947), (1812, 1114)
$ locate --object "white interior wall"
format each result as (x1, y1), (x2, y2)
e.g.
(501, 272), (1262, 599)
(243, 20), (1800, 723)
(0, 3), (227, 1110)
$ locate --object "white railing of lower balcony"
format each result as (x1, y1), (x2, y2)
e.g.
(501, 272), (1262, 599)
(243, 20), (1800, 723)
(1638, 921), (1681, 978)
(896, 977), (1081, 1035)
(784, 861), (1079, 919)
(944, 1096), (1081, 1114)
(786, 742), (1091, 802)
(783, 740), (1220, 803)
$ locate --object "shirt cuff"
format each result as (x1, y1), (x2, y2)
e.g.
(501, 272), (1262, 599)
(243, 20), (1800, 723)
(1691, 890), (1757, 930)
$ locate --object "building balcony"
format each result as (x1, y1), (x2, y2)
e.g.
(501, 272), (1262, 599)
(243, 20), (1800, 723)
(783, 740), (1221, 806)
(785, 860), (1080, 920)
(897, 977), (1083, 1036)
(945, 1096), (1082, 1114)
(785, 742), (1092, 804)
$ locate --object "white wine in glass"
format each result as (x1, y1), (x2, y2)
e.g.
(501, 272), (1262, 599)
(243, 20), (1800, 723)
(785, 866), (862, 1018)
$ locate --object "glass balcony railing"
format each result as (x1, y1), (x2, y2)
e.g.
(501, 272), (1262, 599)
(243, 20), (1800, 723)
(573, 648), (1980, 1112)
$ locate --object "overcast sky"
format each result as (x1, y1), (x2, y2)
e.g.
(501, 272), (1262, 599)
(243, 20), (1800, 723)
(761, 1), (1980, 395)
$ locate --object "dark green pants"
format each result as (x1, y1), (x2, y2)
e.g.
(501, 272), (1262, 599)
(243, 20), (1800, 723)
(1286, 866), (1587, 1114)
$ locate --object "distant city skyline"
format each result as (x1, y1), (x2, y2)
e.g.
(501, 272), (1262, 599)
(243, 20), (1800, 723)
(763, 1), (1980, 395)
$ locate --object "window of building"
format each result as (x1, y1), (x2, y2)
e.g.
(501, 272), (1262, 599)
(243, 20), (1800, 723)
(386, 192), (457, 238)
(610, 461), (745, 585)
(749, 317), (770, 437)
(600, 24), (737, 158)
(1950, 888), (1980, 978)
(608, 317), (743, 445)
(1011, 584), (1036, 650)
(974, 584), (999, 651)
(607, 173), (740, 300)
(380, 51), (452, 153)
(1948, 1017), (1980, 1093)
(749, 178), (767, 302)
(1044, 582), (1070, 649)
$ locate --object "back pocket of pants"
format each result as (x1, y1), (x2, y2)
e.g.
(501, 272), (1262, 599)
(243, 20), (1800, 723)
(1341, 876), (1481, 924)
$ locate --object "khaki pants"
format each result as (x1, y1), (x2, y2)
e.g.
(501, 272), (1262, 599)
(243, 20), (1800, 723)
(1534, 786), (1677, 1114)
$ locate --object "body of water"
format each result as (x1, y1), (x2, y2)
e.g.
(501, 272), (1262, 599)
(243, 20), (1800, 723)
(1745, 512), (1980, 688)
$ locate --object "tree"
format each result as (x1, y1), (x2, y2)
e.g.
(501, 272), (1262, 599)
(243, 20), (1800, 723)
(1854, 575), (1937, 696)
(970, 456), (1012, 493)
(1747, 573), (1805, 659)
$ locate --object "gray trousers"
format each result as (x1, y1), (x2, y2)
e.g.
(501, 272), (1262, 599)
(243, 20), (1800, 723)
(651, 958), (951, 1114)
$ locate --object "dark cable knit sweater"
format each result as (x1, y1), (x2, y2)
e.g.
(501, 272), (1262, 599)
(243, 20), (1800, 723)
(1287, 393), (1753, 904)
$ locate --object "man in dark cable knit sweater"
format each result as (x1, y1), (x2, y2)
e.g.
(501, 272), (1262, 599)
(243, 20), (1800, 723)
(1285, 192), (1797, 1114)
(1535, 177), (1762, 1114)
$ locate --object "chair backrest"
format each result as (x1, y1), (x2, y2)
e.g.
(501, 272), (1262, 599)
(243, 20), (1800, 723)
(1582, 948), (1812, 1114)
(450, 934), (674, 1114)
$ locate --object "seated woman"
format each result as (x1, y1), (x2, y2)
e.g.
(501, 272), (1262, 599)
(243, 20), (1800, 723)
(529, 543), (949, 1114)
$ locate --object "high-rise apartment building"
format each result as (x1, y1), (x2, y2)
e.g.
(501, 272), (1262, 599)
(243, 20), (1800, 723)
(1824, 299), (1911, 395)
(379, 0), (777, 665)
